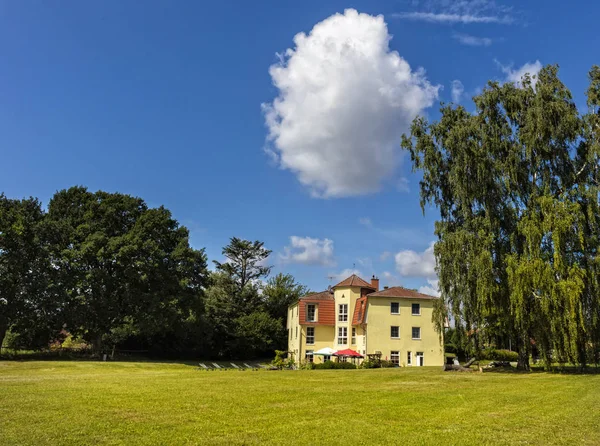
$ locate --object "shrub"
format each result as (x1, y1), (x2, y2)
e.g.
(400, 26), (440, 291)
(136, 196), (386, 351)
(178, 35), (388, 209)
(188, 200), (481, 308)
(379, 360), (397, 368)
(479, 348), (518, 362)
(314, 360), (356, 369)
(271, 350), (295, 370)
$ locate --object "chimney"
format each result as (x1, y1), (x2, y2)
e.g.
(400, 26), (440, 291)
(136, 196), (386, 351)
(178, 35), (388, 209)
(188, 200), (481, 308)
(371, 275), (379, 291)
(384, 286), (389, 290)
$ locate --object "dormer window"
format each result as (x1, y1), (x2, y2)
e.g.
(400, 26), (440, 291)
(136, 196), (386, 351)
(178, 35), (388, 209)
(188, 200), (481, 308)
(307, 304), (316, 322)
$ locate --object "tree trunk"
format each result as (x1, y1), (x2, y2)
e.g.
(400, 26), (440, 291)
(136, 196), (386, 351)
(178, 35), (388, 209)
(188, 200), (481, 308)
(517, 340), (530, 371)
(93, 334), (103, 355)
(0, 317), (8, 351)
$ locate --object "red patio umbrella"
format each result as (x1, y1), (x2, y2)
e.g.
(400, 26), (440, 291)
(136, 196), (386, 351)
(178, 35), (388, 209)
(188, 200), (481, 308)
(333, 348), (363, 358)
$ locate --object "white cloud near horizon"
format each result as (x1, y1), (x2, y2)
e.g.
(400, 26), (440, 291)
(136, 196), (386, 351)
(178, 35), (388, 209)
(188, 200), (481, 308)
(451, 80), (464, 103)
(263, 9), (439, 198)
(280, 236), (335, 266)
(418, 278), (440, 297)
(395, 241), (436, 278)
(453, 33), (493, 46)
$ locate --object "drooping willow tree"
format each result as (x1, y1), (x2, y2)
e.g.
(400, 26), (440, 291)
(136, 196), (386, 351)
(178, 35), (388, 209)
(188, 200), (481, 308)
(403, 65), (600, 370)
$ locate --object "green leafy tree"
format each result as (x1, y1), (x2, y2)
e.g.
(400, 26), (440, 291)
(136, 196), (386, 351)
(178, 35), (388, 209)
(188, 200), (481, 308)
(213, 237), (271, 292)
(0, 195), (51, 348)
(262, 273), (308, 350)
(403, 65), (600, 370)
(46, 186), (208, 352)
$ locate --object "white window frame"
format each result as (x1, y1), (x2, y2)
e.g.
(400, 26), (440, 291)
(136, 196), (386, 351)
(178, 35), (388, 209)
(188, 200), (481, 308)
(307, 304), (316, 322)
(411, 303), (421, 316)
(412, 327), (421, 340)
(351, 327), (357, 345)
(390, 351), (400, 365)
(338, 304), (348, 322)
(338, 327), (347, 345)
(390, 302), (400, 314)
(390, 326), (400, 339)
(407, 351), (412, 366)
(306, 327), (315, 345)
(305, 350), (314, 363)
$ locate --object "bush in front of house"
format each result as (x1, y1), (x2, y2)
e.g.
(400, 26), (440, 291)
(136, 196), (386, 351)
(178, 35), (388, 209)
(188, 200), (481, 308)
(314, 360), (356, 369)
(479, 348), (519, 362)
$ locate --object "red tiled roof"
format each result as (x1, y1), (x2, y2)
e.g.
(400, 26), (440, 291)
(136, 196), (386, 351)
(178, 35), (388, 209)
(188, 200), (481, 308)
(333, 274), (375, 290)
(298, 290), (335, 325)
(367, 286), (437, 299)
(352, 296), (367, 325)
(300, 290), (334, 301)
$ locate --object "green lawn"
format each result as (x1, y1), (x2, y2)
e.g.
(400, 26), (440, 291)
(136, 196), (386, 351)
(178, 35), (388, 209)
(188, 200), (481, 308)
(1, 361), (599, 445)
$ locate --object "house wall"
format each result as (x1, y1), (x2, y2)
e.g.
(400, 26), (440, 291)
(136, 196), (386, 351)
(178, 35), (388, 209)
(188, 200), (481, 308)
(366, 297), (444, 366)
(333, 286), (361, 350)
(287, 303), (301, 360)
(300, 325), (336, 363)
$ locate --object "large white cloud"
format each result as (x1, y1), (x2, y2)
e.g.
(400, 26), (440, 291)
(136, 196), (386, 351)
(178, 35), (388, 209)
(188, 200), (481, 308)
(280, 236), (335, 266)
(395, 241), (436, 278)
(263, 9), (439, 198)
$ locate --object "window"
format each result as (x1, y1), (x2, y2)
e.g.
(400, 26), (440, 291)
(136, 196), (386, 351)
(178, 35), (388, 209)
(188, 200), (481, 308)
(407, 351), (412, 366)
(306, 327), (315, 345)
(412, 327), (421, 340)
(351, 328), (356, 345)
(305, 350), (314, 363)
(324, 355), (331, 362)
(412, 303), (421, 315)
(390, 351), (400, 365)
(390, 302), (400, 314)
(338, 327), (347, 344)
(307, 304), (316, 322)
(339, 304), (348, 322)
(390, 326), (400, 339)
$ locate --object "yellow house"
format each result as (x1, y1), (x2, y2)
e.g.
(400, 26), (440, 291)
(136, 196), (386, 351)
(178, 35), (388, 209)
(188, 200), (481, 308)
(286, 274), (444, 367)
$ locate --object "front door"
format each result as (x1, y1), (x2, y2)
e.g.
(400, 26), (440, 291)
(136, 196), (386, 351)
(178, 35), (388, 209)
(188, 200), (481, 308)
(416, 352), (424, 366)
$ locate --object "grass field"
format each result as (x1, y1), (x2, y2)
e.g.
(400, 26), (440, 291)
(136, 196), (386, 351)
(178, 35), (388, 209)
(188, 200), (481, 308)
(1, 361), (599, 445)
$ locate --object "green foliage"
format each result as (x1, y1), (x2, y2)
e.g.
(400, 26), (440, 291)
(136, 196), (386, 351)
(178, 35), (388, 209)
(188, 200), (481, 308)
(262, 273), (308, 351)
(272, 350), (295, 370)
(313, 360), (356, 369)
(403, 65), (600, 370)
(213, 237), (271, 294)
(479, 349), (519, 362)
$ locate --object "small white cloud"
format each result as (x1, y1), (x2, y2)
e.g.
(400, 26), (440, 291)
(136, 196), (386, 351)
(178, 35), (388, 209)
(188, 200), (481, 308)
(382, 271), (400, 285)
(392, 12), (511, 24)
(397, 177), (410, 192)
(453, 33), (493, 46)
(451, 80), (464, 103)
(497, 60), (542, 88)
(356, 257), (373, 270)
(380, 251), (392, 261)
(358, 217), (373, 228)
(395, 241), (436, 278)
(418, 279), (440, 297)
(330, 268), (363, 282)
(393, 1), (514, 25)
(280, 236), (335, 266)
(263, 9), (439, 198)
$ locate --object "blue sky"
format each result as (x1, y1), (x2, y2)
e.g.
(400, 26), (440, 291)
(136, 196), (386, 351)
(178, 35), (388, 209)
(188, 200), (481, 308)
(2, 1), (599, 293)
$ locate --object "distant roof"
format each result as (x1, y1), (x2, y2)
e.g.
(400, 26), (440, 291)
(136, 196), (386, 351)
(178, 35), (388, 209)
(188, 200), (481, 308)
(367, 286), (437, 300)
(300, 290), (334, 301)
(333, 274), (375, 290)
